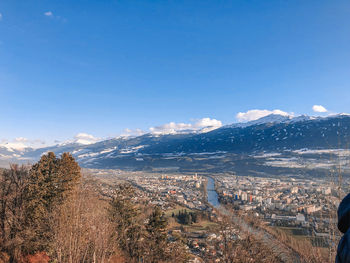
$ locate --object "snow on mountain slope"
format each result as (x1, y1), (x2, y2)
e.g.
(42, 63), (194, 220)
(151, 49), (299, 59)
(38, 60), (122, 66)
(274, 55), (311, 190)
(224, 114), (321, 129)
(1, 114), (350, 169)
(225, 114), (292, 129)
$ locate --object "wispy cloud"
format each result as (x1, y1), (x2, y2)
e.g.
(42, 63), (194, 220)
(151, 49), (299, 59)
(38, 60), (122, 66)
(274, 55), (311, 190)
(121, 128), (145, 137)
(236, 109), (292, 122)
(122, 118), (223, 136)
(149, 118), (222, 135)
(43, 11), (66, 22)
(118, 118), (222, 137)
(1, 118), (222, 149)
(312, 105), (328, 113)
(0, 13), (3, 21)
(44, 11), (53, 17)
(0, 137), (46, 150)
(73, 133), (101, 145)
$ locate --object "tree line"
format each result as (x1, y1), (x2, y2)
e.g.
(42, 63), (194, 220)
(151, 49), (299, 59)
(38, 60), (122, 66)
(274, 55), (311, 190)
(172, 210), (198, 225)
(0, 152), (188, 263)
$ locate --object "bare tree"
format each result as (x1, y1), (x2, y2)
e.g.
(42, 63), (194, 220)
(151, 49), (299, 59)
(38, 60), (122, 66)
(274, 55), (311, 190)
(0, 164), (30, 262)
(51, 184), (117, 263)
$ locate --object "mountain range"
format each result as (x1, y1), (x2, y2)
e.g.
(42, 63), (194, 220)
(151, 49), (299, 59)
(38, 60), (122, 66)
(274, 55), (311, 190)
(1, 114), (350, 176)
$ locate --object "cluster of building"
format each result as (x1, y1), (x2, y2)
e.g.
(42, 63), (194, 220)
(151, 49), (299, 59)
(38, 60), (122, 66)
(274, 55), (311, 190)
(127, 173), (207, 210)
(215, 174), (346, 236)
(87, 168), (346, 249)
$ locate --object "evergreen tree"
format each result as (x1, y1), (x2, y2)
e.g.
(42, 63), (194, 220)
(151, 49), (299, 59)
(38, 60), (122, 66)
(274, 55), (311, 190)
(56, 152), (81, 202)
(23, 152), (81, 255)
(23, 152), (58, 254)
(109, 184), (144, 261)
(145, 206), (168, 262)
(176, 209), (198, 225)
(191, 212), (198, 223)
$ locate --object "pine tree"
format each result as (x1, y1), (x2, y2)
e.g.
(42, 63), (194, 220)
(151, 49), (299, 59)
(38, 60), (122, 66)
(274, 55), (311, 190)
(23, 152), (81, 255)
(23, 152), (58, 254)
(109, 184), (144, 261)
(145, 206), (168, 262)
(56, 152), (81, 201)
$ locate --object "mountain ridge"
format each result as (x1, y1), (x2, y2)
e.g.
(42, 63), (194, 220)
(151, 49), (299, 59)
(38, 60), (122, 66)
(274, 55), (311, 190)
(1, 114), (350, 172)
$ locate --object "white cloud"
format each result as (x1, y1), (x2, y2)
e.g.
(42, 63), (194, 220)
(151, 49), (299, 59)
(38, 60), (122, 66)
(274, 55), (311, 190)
(149, 118), (222, 135)
(14, 137), (28, 142)
(44, 11), (53, 17)
(0, 13), (3, 21)
(312, 105), (328, 113)
(73, 133), (101, 145)
(193, 118), (222, 128)
(121, 128), (145, 137)
(236, 109), (292, 122)
(150, 122), (192, 135)
(0, 137), (46, 151)
(43, 11), (67, 22)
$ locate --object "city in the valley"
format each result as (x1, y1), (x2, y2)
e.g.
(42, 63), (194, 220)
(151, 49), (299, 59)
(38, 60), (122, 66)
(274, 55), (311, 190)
(89, 168), (345, 261)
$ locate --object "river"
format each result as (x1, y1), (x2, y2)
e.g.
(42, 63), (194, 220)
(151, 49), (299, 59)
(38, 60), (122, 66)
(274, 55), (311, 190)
(206, 176), (220, 207)
(205, 177), (299, 263)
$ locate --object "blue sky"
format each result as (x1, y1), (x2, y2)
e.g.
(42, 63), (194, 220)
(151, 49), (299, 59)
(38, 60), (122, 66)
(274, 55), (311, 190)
(1, 0), (350, 146)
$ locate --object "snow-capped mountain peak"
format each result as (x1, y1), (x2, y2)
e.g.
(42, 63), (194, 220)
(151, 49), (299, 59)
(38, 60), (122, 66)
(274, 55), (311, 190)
(247, 114), (292, 125)
(289, 115), (314, 123)
(1, 113), (350, 170)
(225, 114), (293, 129)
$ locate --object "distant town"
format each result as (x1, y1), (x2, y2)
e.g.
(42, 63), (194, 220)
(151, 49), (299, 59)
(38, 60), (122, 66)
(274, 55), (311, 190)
(86, 168), (346, 261)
